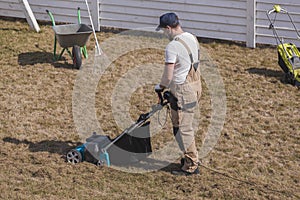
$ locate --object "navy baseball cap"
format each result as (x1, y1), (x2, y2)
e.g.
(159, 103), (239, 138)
(156, 13), (179, 31)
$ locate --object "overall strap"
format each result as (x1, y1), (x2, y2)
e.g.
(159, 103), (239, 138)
(175, 35), (200, 71)
(174, 36), (202, 101)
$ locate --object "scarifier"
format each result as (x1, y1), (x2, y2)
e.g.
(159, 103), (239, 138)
(267, 5), (300, 88)
(66, 90), (175, 167)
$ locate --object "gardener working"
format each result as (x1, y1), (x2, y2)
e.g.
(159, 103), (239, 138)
(155, 13), (202, 175)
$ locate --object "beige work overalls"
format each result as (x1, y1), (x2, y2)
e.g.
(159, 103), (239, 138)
(169, 36), (201, 173)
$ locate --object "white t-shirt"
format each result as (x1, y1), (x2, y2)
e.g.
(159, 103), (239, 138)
(165, 32), (199, 84)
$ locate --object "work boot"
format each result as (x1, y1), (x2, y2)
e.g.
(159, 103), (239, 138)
(172, 157), (200, 176)
(171, 167), (200, 176)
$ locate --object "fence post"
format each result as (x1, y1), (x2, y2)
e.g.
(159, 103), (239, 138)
(246, 0), (256, 48)
(90, 0), (100, 31)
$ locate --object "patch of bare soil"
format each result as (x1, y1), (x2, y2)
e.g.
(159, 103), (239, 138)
(0, 17), (299, 199)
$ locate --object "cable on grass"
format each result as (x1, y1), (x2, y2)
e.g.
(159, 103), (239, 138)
(199, 163), (299, 199)
(157, 105), (170, 127)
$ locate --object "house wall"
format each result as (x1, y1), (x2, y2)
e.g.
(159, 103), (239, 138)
(256, 0), (300, 47)
(99, 0), (249, 44)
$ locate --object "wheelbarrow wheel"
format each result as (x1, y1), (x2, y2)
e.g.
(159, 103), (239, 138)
(72, 45), (82, 69)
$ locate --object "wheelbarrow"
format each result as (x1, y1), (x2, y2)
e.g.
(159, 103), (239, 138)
(46, 8), (93, 69)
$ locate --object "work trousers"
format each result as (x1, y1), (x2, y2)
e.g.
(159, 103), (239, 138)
(170, 71), (201, 172)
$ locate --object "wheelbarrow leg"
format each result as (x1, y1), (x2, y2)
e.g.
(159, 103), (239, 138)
(63, 48), (72, 60)
(82, 46), (88, 59)
(57, 48), (66, 60)
(47, 10), (59, 61)
(53, 35), (58, 60)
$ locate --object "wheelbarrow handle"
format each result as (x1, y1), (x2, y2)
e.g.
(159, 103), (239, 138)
(77, 7), (81, 24)
(46, 9), (56, 26)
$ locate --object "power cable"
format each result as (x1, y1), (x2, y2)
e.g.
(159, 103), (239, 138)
(199, 163), (299, 199)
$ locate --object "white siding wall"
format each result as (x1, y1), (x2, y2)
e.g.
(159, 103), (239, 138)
(1, 0), (300, 47)
(256, 0), (300, 47)
(0, 0), (99, 29)
(0, 0), (24, 18)
(99, 0), (248, 43)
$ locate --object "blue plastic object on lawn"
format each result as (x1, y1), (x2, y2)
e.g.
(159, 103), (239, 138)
(99, 151), (111, 167)
(75, 145), (86, 160)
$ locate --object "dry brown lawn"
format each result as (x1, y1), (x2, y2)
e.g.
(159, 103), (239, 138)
(0, 17), (299, 200)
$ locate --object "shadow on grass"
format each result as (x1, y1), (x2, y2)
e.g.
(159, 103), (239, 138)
(18, 51), (53, 66)
(2, 137), (181, 172)
(18, 51), (75, 69)
(116, 157), (182, 173)
(3, 137), (81, 155)
(247, 67), (287, 83)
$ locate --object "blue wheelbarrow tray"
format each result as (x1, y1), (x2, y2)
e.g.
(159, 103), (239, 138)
(52, 24), (93, 48)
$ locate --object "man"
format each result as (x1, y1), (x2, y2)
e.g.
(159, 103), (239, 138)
(155, 13), (202, 175)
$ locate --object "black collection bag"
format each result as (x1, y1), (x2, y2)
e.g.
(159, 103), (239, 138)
(108, 121), (152, 165)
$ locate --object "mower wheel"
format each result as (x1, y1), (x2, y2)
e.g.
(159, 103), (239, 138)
(97, 159), (110, 167)
(285, 72), (295, 85)
(72, 45), (82, 69)
(66, 149), (83, 164)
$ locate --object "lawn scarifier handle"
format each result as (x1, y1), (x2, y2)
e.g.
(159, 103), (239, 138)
(156, 90), (164, 105)
(267, 5), (285, 15)
(98, 90), (172, 167)
(102, 90), (171, 152)
(267, 5), (300, 40)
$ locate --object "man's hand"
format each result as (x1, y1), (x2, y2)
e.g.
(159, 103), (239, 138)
(155, 84), (164, 105)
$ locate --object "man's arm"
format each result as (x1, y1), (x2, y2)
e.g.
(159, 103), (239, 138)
(160, 63), (175, 88)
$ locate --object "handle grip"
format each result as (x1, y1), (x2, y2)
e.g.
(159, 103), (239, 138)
(267, 5), (287, 15)
(156, 90), (164, 105)
(273, 5), (282, 13)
